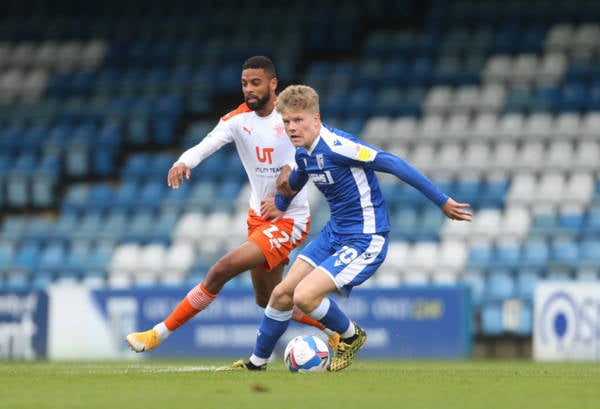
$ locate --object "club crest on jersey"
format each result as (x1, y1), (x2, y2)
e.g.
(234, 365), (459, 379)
(316, 154), (324, 170)
(355, 146), (375, 161)
(273, 123), (285, 138)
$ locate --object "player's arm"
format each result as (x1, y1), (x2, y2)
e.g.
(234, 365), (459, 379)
(273, 164), (309, 211)
(167, 122), (233, 189)
(371, 152), (472, 221)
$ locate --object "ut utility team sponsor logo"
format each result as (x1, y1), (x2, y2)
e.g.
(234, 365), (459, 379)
(256, 147), (274, 164)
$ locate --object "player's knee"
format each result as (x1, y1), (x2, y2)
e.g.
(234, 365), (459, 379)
(292, 290), (311, 312)
(269, 284), (293, 309)
(204, 259), (234, 291)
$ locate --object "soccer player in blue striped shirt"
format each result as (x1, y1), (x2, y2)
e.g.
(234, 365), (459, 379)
(217, 84), (472, 372)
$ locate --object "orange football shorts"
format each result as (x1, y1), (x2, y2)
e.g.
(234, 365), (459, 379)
(247, 209), (310, 272)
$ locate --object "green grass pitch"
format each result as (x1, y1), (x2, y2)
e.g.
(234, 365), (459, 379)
(1, 359), (599, 409)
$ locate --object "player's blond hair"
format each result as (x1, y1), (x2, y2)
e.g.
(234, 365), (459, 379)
(275, 85), (320, 114)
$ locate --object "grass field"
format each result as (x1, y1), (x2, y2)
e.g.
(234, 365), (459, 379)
(1, 359), (599, 409)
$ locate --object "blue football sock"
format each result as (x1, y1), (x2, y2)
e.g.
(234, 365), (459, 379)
(252, 305), (292, 360)
(308, 297), (350, 334)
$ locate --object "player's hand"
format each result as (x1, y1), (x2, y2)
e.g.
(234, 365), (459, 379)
(276, 165), (296, 196)
(260, 197), (284, 222)
(442, 198), (472, 222)
(167, 162), (191, 189)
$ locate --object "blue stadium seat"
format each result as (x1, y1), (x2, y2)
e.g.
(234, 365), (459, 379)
(0, 241), (15, 274)
(6, 153), (35, 208)
(415, 205), (444, 241)
(462, 270), (486, 308)
(37, 240), (68, 279)
(62, 241), (91, 279)
(452, 178), (482, 209)
(513, 301), (533, 336)
(547, 238), (579, 275)
(88, 183), (114, 213)
(478, 178), (508, 209)
(504, 86), (533, 113)
(480, 301), (504, 336)
(161, 182), (190, 213)
(149, 210), (178, 244)
(558, 82), (587, 112)
(587, 80), (600, 111)
(112, 181), (140, 212)
(84, 242), (114, 280)
(485, 269), (515, 301)
(389, 207), (419, 241)
(96, 209), (127, 242)
(515, 268), (542, 301)
(122, 209), (156, 243)
(578, 238), (600, 271)
(11, 240), (41, 275)
(529, 209), (559, 240)
(138, 180), (166, 212)
(22, 216), (54, 245)
(520, 239), (550, 270)
(490, 241), (521, 271)
(556, 209), (584, 239)
(581, 206), (600, 239)
(530, 85), (559, 113)
(71, 210), (104, 242)
(216, 177), (242, 203)
(188, 181), (217, 213)
(465, 241), (493, 270)
(94, 122), (122, 177)
(31, 154), (59, 208)
(121, 152), (151, 183)
(61, 183), (90, 214)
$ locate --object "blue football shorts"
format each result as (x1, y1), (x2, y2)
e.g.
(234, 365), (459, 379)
(297, 222), (389, 296)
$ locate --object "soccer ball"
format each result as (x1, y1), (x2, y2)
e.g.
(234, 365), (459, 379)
(284, 335), (330, 373)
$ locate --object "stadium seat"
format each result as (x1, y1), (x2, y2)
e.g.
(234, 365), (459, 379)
(547, 238), (579, 274)
(515, 268), (542, 301)
(490, 240), (521, 271)
(497, 206), (530, 241)
(520, 239), (550, 270)
(480, 302), (504, 336)
(529, 207), (559, 240)
(485, 269), (516, 302)
(434, 239), (468, 282)
(37, 240), (68, 280)
(389, 207), (419, 241)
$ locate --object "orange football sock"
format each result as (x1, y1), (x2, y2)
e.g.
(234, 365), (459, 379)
(164, 282), (217, 331)
(292, 305), (326, 330)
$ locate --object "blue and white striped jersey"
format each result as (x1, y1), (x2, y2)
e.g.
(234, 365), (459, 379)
(276, 124), (449, 235)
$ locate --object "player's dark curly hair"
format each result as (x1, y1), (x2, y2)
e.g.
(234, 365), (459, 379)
(242, 55), (276, 79)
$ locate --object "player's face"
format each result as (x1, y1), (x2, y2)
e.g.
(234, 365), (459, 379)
(281, 110), (321, 149)
(241, 68), (275, 112)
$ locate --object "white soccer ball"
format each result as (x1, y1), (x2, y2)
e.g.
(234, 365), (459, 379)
(284, 334), (330, 373)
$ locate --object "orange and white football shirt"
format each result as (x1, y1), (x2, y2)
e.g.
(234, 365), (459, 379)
(177, 103), (309, 222)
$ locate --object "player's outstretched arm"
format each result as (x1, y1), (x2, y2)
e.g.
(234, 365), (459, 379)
(441, 198), (472, 222)
(167, 162), (191, 189)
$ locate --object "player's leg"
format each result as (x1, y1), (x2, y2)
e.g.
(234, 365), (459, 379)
(126, 241), (265, 353)
(298, 233), (389, 371)
(249, 263), (283, 307)
(217, 257), (314, 370)
(250, 263), (330, 333)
